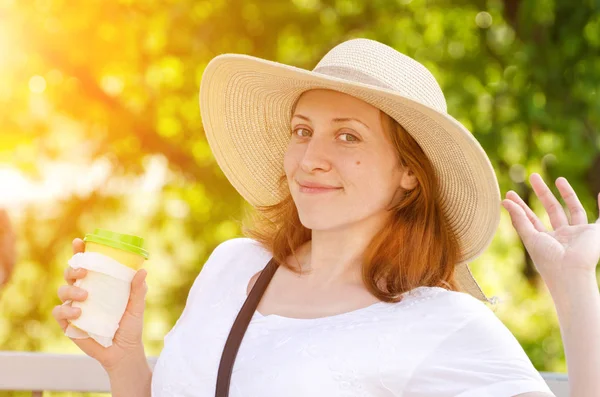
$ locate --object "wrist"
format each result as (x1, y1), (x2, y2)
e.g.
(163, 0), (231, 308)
(106, 349), (152, 397)
(105, 347), (150, 378)
(543, 269), (599, 310)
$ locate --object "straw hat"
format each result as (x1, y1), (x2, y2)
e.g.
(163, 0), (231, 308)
(199, 38), (501, 302)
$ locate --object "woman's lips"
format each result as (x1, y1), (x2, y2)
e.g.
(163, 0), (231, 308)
(298, 185), (343, 194)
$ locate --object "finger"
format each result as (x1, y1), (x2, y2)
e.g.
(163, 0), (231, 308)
(505, 191), (547, 233)
(63, 267), (87, 286)
(529, 173), (569, 229)
(72, 238), (85, 255)
(502, 199), (538, 245)
(124, 269), (148, 317)
(52, 304), (82, 332)
(555, 177), (588, 225)
(57, 285), (88, 303)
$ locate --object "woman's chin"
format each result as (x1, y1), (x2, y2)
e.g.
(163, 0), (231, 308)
(297, 215), (345, 231)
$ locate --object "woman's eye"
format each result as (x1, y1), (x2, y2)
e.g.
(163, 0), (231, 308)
(293, 127), (310, 137)
(339, 133), (359, 142)
(291, 128), (359, 143)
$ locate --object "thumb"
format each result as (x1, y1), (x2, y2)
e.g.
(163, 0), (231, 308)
(125, 269), (148, 317)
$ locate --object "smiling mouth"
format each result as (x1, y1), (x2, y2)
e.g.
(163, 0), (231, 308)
(298, 185), (343, 194)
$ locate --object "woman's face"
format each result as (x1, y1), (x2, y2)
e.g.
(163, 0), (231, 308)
(284, 89), (415, 231)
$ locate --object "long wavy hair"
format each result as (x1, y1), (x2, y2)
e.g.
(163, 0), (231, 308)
(240, 97), (462, 303)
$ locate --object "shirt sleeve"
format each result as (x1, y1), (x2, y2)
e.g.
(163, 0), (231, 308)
(404, 301), (555, 397)
(163, 238), (249, 344)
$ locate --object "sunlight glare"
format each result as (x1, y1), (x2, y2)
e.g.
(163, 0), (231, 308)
(29, 75), (47, 93)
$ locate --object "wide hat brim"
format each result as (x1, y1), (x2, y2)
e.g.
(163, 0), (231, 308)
(199, 54), (501, 302)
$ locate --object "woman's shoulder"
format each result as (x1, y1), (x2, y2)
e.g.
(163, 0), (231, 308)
(202, 237), (272, 276)
(399, 285), (493, 313)
(183, 238), (270, 301)
(385, 287), (516, 355)
(211, 236), (267, 256)
(410, 287), (516, 343)
(388, 286), (499, 327)
(206, 237), (269, 262)
(404, 289), (551, 396)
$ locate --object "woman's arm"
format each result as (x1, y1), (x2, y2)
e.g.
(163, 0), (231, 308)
(514, 272), (599, 397)
(547, 271), (600, 396)
(502, 174), (600, 397)
(514, 272), (600, 397)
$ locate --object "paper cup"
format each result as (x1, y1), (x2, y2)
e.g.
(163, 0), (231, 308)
(66, 229), (149, 345)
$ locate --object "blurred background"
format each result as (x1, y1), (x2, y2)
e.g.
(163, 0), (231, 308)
(1, 0), (600, 395)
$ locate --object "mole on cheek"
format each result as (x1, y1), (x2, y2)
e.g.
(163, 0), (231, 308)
(356, 161), (360, 165)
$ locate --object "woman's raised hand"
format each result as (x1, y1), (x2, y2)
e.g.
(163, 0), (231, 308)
(501, 173), (600, 285)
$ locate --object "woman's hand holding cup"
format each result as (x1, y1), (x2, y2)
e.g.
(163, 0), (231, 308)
(52, 238), (149, 372)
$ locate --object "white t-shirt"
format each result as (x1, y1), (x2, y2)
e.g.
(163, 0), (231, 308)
(152, 238), (554, 397)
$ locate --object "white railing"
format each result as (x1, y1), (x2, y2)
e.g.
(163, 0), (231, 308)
(0, 351), (156, 395)
(0, 351), (569, 396)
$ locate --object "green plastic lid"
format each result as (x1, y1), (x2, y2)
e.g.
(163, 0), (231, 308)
(84, 228), (149, 259)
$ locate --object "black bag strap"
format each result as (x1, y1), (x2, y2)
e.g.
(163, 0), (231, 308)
(215, 257), (279, 396)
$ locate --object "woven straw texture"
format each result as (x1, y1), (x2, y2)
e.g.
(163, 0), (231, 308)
(199, 39), (501, 302)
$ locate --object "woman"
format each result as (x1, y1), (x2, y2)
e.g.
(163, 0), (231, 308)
(54, 39), (600, 396)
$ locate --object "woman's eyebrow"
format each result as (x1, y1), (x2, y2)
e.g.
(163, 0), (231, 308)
(292, 114), (370, 130)
(332, 117), (370, 131)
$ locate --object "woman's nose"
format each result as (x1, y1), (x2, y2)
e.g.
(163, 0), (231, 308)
(299, 136), (333, 173)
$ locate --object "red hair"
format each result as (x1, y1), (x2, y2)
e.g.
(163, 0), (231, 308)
(241, 106), (462, 302)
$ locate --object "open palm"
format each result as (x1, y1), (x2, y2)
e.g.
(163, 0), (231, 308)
(502, 173), (600, 281)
